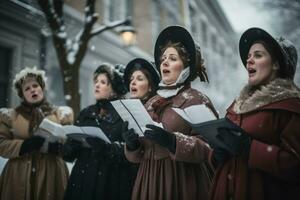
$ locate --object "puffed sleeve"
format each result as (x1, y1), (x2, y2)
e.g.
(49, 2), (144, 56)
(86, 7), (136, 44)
(0, 108), (23, 158)
(172, 132), (213, 163)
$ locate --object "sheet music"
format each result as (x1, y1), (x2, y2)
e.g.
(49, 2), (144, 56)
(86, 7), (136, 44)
(111, 99), (155, 137)
(172, 104), (216, 124)
(35, 118), (111, 149)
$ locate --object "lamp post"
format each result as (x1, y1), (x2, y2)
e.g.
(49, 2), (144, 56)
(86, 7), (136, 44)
(119, 19), (136, 46)
(94, 17), (136, 46)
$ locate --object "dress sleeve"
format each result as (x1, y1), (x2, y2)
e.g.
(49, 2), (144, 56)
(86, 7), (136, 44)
(0, 108), (23, 158)
(172, 132), (213, 163)
(248, 112), (300, 183)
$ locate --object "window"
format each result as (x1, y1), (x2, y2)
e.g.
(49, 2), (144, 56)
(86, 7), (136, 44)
(0, 46), (12, 107)
(104, 0), (133, 22)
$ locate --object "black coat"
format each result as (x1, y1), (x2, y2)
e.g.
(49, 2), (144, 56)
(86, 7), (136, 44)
(63, 101), (138, 200)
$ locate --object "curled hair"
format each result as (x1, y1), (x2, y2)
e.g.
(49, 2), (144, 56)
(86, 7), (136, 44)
(160, 41), (190, 68)
(13, 67), (47, 98)
(93, 63), (127, 97)
(159, 41), (209, 82)
(195, 45), (209, 82)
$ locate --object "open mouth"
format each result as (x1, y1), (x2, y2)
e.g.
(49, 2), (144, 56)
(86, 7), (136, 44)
(131, 87), (137, 93)
(162, 69), (170, 75)
(248, 68), (256, 76)
(31, 94), (38, 98)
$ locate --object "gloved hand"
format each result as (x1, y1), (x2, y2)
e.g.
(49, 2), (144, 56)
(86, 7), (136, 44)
(86, 137), (108, 154)
(48, 141), (63, 155)
(217, 127), (251, 158)
(121, 121), (140, 151)
(144, 124), (176, 154)
(19, 136), (45, 156)
(62, 139), (83, 162)
(212, 146), (233, 165)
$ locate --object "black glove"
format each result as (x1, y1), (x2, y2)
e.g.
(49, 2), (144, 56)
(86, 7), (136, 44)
(62, 139), (83, 162)
(48, 142), (63, 155)
(19, 136), (45, 156)
(86, 137), (109, 155)
(212, 146), (233, 165)
(121, 121), (140, 151)
(144, 124), (176, 154)
(217, 127), (251, 157)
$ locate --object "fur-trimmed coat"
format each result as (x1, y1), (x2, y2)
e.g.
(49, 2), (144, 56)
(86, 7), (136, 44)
(0, 106), (73, 200)
(210, 78), (300, 200)
(125, 87), (218, 200)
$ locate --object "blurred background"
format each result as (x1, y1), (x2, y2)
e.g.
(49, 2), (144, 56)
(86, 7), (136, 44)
(0, 0), (299, 172)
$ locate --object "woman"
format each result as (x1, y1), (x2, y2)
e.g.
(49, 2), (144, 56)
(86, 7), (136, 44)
(124, 58), (160, 103)
(123, 26), (218, 200)
(210, 28), (300, 200)
(63, 63), (137, 200)
(0, 67), (73, 200)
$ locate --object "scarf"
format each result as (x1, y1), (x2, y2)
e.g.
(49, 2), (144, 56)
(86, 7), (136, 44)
(15, 99), (53, 135)
(157, 67), (190, 98)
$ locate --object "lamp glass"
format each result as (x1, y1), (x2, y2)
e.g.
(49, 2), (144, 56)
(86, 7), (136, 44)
(120, 29), (136, 46)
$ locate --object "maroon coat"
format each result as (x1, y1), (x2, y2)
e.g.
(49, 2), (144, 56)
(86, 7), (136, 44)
(210, 79), (300, 200)
(125, 87), (218, 200)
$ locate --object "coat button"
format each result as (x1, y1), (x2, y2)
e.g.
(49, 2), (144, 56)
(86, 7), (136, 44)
(267, 146), (273, 152)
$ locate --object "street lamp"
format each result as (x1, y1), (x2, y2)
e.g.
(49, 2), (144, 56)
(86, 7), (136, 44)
(118, 18), (136, 46)
(117, 17), (136, 46)
(94, 17), (136, 46)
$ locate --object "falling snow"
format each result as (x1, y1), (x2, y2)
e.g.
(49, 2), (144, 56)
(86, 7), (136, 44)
(65, 95), (72, 100)
(174, 132), (196, 153)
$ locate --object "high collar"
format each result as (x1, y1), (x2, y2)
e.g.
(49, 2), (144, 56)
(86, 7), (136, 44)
(233, 78), (300, 114)
(157, 67), (190, 98)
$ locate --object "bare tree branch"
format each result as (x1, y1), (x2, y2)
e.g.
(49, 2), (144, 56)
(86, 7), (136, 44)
(53, 0), (64, 23)
(38, 0), (131, 114)
(38, 0), (68, 63)
(91, 17), (131, 37)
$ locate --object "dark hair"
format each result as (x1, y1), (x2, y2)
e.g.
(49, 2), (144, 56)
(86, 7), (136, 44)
(93, 64), (127, 97)
(159, 41), (209, 82)
(253, 40), (277, 63)
(160, 41), (190, 68)
(128, 66), (158, 99)
(253, 40), (283, 77)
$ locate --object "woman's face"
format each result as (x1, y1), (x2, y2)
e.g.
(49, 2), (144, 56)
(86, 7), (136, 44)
(22, 77), (44, 104)
(93, 73), (114, 100)
(160, 47), (184, 85)
(129, 70), (150, 99)
(246, 43), (278, 86)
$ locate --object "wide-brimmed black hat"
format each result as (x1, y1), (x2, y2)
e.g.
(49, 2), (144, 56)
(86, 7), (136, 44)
(154, 26), (196, 80)
(124, 58), (160, 90)
(239, 27), (298, 79)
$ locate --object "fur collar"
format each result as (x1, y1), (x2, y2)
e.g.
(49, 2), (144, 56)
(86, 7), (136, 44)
(233, 78), (300, 114)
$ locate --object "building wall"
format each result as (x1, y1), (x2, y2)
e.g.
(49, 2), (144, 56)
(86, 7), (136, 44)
(0, 1), (44, 107)
(0, 0), (152, 109)
(127, 0), (243, 115)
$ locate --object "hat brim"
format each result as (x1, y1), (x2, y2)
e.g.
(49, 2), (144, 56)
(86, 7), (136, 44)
(154, 26), (196, 73)
(239, 27), (286, 68)
(124, 58), (160, 89)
